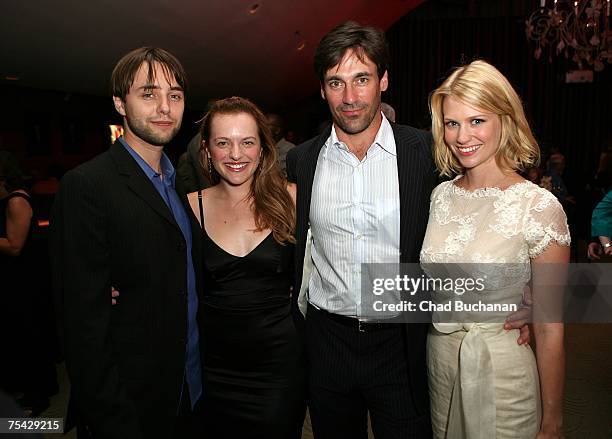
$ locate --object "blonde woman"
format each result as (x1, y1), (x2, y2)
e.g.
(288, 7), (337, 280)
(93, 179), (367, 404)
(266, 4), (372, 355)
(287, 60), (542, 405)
(421, 61), (569, 438)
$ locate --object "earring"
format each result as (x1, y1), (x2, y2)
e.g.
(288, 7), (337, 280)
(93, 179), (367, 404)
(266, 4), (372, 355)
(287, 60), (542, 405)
(207, 155), (213, 176)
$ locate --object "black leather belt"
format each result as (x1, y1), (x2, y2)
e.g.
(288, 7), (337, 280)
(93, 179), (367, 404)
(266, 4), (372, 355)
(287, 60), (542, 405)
(309, 304), (396, 333)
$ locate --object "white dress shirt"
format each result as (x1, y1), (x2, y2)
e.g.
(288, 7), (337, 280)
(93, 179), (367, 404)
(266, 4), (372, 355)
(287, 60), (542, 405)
(308, 114), (400, 317)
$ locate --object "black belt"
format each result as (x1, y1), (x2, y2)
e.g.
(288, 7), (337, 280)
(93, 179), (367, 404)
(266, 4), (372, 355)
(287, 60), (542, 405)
(309, 303), (396, 333)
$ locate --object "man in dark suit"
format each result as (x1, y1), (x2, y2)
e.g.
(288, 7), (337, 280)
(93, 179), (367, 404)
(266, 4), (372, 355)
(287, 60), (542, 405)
(50, 47), (202, 439)
(286, 21), (437, 438)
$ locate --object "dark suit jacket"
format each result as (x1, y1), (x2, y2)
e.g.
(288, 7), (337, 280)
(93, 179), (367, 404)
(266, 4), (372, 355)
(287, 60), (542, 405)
(286, 123), (437, 417)
(50, 142), (202, 439)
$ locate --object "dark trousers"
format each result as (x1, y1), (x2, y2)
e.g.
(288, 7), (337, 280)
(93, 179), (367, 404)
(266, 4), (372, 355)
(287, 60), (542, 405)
(305, 304), (431, 439)
(173, 382), (204, 439)
(75, 381), (203, 439)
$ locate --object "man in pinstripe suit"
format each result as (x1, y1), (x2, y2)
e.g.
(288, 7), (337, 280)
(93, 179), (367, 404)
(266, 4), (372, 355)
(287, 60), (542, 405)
(286, 22), (437, 438)
(51, 48), (202, 439)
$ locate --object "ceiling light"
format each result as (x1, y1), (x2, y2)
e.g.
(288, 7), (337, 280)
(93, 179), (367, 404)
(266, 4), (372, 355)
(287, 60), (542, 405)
(249, 3), (260, 14)
(525, 0), (611, 71)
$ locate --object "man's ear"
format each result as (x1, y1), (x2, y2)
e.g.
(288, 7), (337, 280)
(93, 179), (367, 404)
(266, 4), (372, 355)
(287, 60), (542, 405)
(320, 86), (326, 100)
(380, 71), (389, 92)
(113, 96), (127, 117)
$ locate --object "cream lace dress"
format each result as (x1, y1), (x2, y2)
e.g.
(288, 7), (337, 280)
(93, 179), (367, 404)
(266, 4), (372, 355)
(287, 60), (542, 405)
(420, 177), (570, 439)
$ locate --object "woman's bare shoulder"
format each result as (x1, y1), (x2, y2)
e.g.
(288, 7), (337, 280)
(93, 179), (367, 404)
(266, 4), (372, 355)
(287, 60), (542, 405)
(6, 190), (32, 210)
(187, 187), (215, 225)
(187, 187), (214, 201)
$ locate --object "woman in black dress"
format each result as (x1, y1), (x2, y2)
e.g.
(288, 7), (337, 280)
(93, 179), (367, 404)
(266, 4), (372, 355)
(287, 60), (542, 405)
(0, 151), (35, 399)
(186, 97), (305, 438)
(0, 151), (56, 415)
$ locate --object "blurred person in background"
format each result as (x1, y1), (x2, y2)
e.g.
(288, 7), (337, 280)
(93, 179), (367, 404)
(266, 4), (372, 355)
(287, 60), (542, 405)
(526, 166), (543, 185)
(587, 142), (612, 260)
(267, 113), (295, 176)
(176, 133), (211, 193)
(380, 102), (396, 123)
(176, 99), (219, 194)
(543, 152), (574, 205)
(0, 150), (56, 416)
(591, 189), (612, 258)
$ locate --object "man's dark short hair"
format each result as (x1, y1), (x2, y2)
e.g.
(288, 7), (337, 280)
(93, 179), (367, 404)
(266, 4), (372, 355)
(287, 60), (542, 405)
(110, 47), (187, 100)
(314, 21), (390, 83)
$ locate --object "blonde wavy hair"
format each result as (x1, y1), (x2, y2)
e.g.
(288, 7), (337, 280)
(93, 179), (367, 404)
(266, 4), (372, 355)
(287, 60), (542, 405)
(429, 60), (540, 177)
(199, 97), (296, 245)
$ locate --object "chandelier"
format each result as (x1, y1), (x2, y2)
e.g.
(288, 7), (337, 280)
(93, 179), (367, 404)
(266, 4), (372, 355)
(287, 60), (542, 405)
(525, 0), (611, 71)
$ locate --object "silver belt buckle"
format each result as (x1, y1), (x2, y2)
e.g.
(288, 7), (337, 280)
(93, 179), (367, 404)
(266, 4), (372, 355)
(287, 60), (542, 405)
(358, 320), (365, 332)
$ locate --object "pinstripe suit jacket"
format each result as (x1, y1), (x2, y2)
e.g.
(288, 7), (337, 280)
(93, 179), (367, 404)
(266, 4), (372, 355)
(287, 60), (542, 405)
(50, 142), (202, 439)
(286, 122), (437, 419)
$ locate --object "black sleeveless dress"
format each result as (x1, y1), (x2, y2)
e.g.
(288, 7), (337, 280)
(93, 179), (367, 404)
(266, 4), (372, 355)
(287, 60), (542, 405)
(1, 191), (57, 398)
(198, 216), (306, 438)
(0, 192), (33, 389)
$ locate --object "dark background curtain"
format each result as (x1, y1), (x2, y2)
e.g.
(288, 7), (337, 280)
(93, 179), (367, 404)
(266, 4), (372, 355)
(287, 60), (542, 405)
(385, 0), (611, 196)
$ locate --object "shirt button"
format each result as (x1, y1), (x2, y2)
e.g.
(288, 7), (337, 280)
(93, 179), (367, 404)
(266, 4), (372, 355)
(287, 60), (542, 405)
(177, 242), (186, 252)
(356, 234), (363, 240)
(178, 290), (186, 297)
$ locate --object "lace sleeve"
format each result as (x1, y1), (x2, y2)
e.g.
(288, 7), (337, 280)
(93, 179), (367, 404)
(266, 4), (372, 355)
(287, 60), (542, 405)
(429, 180), (452, 204)
(523, 187), (571, 258)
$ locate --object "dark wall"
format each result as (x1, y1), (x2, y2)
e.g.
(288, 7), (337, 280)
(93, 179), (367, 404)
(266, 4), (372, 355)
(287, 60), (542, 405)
(0, 86), (114, 176)
(0, 85), (204, 178)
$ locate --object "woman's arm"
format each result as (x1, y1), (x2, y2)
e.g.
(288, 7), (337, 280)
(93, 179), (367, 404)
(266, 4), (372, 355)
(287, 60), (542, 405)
(0, 194), (33, 256)
(597, 235), (612, 256)
(187, 188), (212, 228)
(592, 191), (612, 252)
(532, 243), (569, 438)
(286, 182), (297, 207)
(186, 191), (202, 227)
